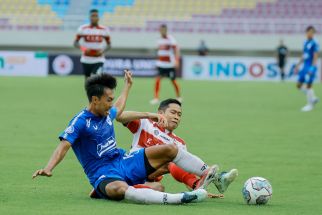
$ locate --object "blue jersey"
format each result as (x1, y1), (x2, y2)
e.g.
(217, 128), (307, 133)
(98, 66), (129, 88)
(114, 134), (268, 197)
(303, 39), (319, 66)
(59, 107), (124, 184)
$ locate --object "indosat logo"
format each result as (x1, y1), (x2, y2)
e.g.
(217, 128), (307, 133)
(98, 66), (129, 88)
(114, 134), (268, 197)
(193, 60), (297, 79)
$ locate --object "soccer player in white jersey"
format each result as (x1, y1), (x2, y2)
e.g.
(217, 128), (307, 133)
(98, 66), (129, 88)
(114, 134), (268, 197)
(74, 9), (111, 78)
(150, 24), (182, 105)
(124, 99), (238, 195)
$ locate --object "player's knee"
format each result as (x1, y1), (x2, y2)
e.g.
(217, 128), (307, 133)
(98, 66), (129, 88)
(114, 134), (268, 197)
(105, 182), (128, 201)
(296, 83), (302, 89)
(164, 144), (178, 160)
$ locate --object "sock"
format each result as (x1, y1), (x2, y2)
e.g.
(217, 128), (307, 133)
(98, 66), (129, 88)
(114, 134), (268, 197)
(172, 147), (208, 177)
(281, 72), (285, 81)
(125, 186), (183, 204)
(154, 77), (161, 99)
(171, 80), (180, 97)
(300, 85), (308, 95)
(168, 163), (199, 189)
(307, 88), (316, 104)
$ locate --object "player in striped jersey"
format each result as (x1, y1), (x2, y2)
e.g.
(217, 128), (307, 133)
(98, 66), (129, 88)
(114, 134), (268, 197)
(125, 99), (238, 196)
(74, 9), (111, 78)
(150, 25), (182, 105)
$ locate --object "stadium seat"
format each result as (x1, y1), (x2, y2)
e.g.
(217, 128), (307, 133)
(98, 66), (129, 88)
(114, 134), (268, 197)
(1, 0), (322, 34)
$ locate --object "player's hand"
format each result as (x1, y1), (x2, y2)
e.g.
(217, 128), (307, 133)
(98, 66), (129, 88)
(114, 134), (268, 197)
(124, 70), (133, 87)
(84, 49), (91, 55)
(175, 61), (180, 70)
(148, 113), (168, 127)
(95, 50), (104, 57)
(207, 193), (224, 199)
(157, 114), (168, 128)
(32, 168), (52, 179)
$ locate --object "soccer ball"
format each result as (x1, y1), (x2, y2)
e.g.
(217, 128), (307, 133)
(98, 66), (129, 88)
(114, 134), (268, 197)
(242, 177), (273, 205)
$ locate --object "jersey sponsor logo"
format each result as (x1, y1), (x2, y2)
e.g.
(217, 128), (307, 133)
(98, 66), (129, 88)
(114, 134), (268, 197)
(84, 35), (103, 43)
(65, 125), (74, 134)
(97, 136), (116, 157)
(159, 135), (171, 142)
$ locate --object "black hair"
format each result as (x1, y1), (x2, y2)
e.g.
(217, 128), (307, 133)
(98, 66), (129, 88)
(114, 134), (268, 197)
(306, 25), (316, 32)
(85, 73), (117, 102)
(160, 24), (167, 29)
(90, 9), (99, 14)
(158, 98), (181, 111)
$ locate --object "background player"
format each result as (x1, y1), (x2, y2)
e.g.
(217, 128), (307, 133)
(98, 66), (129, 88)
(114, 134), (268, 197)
(276, 39), (288, 81)
(32, 72), (224, 204)
(123, 99), (238, 195)
(294, 26), (319, 112)
(150, 24), (182, 105)
(74, 9), (111, 78)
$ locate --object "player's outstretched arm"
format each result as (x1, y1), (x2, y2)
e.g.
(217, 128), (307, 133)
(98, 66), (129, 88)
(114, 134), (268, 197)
(32, 140), (71, 179)
(116, 111), (168, 127)
(73, 39), (80, 49)
(114, 70), (133, 117)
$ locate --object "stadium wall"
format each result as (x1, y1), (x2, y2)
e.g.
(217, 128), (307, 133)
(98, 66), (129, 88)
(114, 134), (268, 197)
(1, 30), (321, 53)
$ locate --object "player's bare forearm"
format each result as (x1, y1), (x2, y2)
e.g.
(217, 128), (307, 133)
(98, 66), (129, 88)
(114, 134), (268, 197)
(32, 140), (71, 178)
(114, 86), (131, 117)
(175, 48), (181, 68)
(104, 44), (111, 52)
(45, 140), (71, 171)
(296, 56), (304, 67)
(114, 71), (133, 117)
(313, 52), (319, 66)
(74, 40), (80, 49)
(116, 111), (158, 124)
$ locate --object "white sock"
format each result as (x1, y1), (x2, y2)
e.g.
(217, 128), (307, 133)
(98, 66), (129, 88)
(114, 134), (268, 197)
(307, 88), (316, 104)
(172, 147), (208, 177)
(300, 85), (308, 95)
(125, 186), (183, 204)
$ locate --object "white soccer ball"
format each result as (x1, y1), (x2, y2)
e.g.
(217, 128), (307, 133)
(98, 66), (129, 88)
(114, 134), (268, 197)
(242, 177), (273, 205)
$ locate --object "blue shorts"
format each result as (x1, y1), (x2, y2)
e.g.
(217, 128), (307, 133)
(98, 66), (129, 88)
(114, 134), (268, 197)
(92, 149), (147, 197)
(298, 65), (317, 84)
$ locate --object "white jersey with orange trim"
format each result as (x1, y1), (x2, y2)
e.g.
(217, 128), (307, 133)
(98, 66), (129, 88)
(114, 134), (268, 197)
(127, 119), (187, 153)
(76, 24), (111, 64)
(156, 35), (178, 68)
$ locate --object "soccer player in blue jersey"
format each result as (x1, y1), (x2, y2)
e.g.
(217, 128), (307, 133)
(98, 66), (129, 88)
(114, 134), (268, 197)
(295, 26), (319, 112)
(32, 71), (224, 204)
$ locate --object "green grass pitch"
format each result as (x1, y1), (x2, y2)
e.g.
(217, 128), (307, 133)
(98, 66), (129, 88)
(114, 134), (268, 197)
(1, 76), (322, 215)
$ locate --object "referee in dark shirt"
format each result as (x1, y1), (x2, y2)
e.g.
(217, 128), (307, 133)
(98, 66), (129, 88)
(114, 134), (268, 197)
(276, 40), (288, 81)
